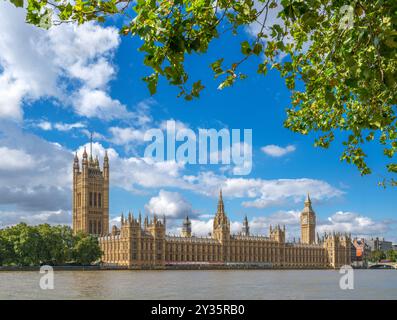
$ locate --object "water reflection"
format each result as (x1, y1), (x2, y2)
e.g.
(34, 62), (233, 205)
(0, 270), (396, 300)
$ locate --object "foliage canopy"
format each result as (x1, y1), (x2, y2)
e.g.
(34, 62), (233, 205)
(0, 223), (102, 266)
(6, 0), (397, 183)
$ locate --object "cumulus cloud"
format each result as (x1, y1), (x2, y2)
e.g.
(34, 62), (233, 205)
(187, 171), (342, 209)
(109, 126), (146, 145)
(73, 88), (130, 120)
(0, 2), (124, 121)
(0, 210), (71, 228)
(75, 142), (191, 193)
(145, 190), (193, 219)
(0, 146), (37, 171)
(317, 211), (393, 237)
(261, 144), (296, 157)
(0, 122), (72, 213)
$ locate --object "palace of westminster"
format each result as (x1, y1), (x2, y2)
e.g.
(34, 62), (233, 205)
(72, 146), (352, 269)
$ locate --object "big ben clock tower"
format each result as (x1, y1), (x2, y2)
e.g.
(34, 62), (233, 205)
(300, 193), (316, 244)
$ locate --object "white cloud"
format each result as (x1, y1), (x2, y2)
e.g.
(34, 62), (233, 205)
(261, 144), (296, 157)
(145, 190), (193, 219)
(34, 121), (86, 131)
(75, 142), (190, 193)
(0, 146), (37, 170)
(54, 122), (86, 131)
(317, 211), (392, 236)
(188, 171), (342, 208)
(108, 112), (187, 149)
(191, 219), (214, 237)
(36, 121), (53, 131)
(75, 142), (340, 210)
(109, 126), (146, 145)
(73, 88), (130, 120)
(0, 122), (72, 216)
(0, 210), (71, 228)
(0, 2), (123, 121)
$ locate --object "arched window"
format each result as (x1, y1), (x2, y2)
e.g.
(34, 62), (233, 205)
(89, 221), (93, 234)
(89, 192), (93, 207)
(98, 221), (101, 235)
(94, 192), (97, 207)
(98, 193), (102, 208)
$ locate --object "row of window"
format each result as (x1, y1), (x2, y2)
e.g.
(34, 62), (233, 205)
(89, 220), (102, 234)
(89, 192), (102, 208)
(75, 192), (103, 208)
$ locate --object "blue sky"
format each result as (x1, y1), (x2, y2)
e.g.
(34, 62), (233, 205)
(0, 2), (395, 242)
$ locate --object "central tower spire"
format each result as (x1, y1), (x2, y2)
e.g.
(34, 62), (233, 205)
(89, 131), (93, 163)
(217, 189), (225, 215)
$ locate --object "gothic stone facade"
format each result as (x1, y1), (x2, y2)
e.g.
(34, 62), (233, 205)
(72, 147), (109, 235)
(72, 152), (351, 269)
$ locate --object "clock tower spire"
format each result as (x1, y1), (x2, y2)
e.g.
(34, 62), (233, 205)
(300, 193), (316, 244)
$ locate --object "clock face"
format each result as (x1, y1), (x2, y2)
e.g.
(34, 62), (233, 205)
(302, 216), (308, 224)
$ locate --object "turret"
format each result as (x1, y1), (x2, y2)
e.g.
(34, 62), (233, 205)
(103, 150), (109, 180)
(269, 224), (285, 243)
(94, 155), (100, 169)
(181, 215), (192, 237)
(73, 152), (80, 173)
(82, 146), (88, 169)
(242, 215), (249, 236)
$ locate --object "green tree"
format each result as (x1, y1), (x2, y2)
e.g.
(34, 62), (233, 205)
(369, 249), (386, 262)
(0, 232), (8, 265)
(36, 224), (74, 265)
(6, 0), (397, 182)
(385, 249), (397, 262)
(0, 224), (102, 266)
(0, 223), (42, 266)
(72, 233), (102, 265)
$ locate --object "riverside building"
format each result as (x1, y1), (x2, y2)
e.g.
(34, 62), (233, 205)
(72, 148), (351, 269)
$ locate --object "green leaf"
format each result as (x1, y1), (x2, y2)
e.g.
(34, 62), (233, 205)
(240, 41), (251, 55)
(10, 0), (23, 8)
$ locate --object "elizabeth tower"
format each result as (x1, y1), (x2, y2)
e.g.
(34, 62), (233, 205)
(300, 194), (316, 244)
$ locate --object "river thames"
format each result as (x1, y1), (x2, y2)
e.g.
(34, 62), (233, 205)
(0, 270), (396, 299)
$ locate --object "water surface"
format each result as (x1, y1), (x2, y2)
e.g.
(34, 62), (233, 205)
(0, 270), (396, 299)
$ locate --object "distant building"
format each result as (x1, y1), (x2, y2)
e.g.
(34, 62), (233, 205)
(352, 238), (371, 261)
(367, 237), (393, 252)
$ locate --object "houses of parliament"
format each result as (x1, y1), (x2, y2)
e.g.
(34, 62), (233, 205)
(72, 146), (351, 269)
